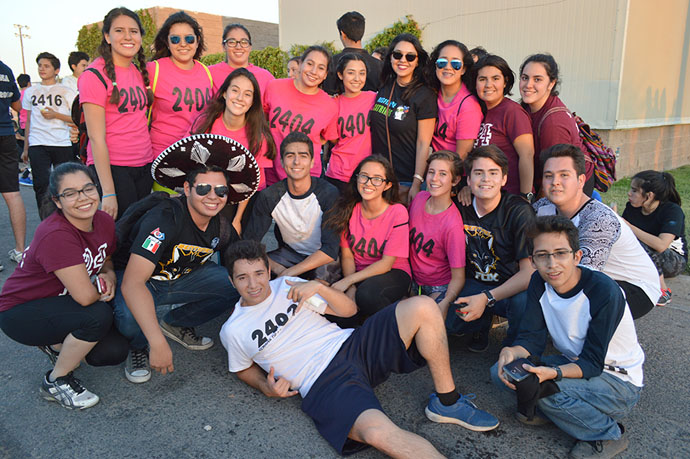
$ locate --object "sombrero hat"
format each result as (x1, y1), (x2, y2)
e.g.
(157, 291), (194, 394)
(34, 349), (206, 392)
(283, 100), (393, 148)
(151, 134), (260, 204)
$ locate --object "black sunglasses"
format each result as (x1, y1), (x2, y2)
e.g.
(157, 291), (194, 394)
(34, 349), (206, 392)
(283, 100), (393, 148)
(194, 184), (229, 198)
(392, 51), (417, 62)
(169, 35), (196, 45)
(435, 58), (462, 71)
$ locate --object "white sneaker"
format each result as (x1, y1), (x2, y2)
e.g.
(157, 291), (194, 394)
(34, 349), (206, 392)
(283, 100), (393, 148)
(8, 249), (23, 263)
(125, 349), (151, 383)
(40, 371), (99, 410)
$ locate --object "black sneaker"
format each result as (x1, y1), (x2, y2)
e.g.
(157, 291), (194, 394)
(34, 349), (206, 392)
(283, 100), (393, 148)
(125, 348), (151, 384)
(40, 371), (99, 410)
(468, 331), (489, 353)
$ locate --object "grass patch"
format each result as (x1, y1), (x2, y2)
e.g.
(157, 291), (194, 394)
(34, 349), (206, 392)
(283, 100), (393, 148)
(599, 165), (690, 274)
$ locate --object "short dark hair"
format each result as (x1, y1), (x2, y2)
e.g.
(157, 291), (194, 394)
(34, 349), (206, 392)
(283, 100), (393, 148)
(185, 165), (228, 187)
(336, 11), (365, 42)
(465, 145), (509, 176)
(372, 46), (387, 57)
(528, 215), (580, 254)
(426, 150), (463, 181)
(540, 143), (586, 177)
(280, 131), (313, 159)
(36, 52), (60, 70)
(469, 46), (488, 61)
(223, 23), (251, 43)
(472, 54), (514, 96)
(17, 74), (30, 88)
(224, 240), (269, 277)
(287, 56), (301, 65)
(68, 51), (89, 70)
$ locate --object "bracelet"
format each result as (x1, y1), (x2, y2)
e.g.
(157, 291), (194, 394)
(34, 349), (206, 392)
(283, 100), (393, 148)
(413, 174), (424, 183)
(102, 193), (116, 199)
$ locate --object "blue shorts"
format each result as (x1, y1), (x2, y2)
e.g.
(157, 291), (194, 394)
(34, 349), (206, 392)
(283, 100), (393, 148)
(301, 302), (426, 455)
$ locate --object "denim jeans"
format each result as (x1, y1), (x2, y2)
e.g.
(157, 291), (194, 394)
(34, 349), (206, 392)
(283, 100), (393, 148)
(113, 262), (238, 350)
(489, 355), (642, 441)
(411, 282), (448, 304)
(444, 278), (527, 345)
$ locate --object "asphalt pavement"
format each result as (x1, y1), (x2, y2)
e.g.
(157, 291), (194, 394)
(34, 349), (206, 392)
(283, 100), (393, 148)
(1, 184), (688, 458)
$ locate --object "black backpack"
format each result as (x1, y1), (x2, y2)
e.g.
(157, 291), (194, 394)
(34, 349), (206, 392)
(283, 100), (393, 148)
(70, 68), (107, 164)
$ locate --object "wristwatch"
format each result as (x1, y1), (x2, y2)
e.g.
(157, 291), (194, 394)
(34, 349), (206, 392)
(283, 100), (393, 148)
(552, 366), (563, 381)
(520, 192), (535, 203)
(482, 290), (496, 308)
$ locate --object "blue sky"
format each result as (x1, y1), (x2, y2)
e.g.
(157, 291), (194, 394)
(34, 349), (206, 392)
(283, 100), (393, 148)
(2, 1), (279, 80)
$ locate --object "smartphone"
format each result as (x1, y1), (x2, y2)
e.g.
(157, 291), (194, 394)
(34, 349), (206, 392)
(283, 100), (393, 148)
(95, 277), (107, 294)
(502, 358), (533, 382)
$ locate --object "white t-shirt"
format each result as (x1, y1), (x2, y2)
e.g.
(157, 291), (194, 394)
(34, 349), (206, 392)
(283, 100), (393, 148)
(533, 198), (660, 304)
(22, 83), (76, 147)
(61, 74), (78, 93)
(219, 277), (353, 397)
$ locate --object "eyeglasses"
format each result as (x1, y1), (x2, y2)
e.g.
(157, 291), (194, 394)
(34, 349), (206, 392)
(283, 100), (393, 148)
(531, 250), (574, 265)
(356, 174), (387, 187)
(391, 51), (417, 62)
(169, 35), (196, 45)
(194, 184), (229, 198)
(223, 38), (251, 48)
(56, 183), (99, 201)
(435, 58), (463, 71)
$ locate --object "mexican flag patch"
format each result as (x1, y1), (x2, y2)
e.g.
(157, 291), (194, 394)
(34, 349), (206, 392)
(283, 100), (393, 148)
(142, 235), (161, 254)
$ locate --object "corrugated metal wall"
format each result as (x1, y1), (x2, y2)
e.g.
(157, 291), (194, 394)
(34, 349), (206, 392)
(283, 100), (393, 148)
(279, 0), (631, 128)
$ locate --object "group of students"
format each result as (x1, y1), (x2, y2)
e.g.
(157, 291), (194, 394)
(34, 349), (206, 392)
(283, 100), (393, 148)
(0, 7), (687, 459)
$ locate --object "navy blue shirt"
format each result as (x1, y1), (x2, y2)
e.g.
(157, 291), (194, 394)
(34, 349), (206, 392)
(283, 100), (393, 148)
(0, 61), (20, 136)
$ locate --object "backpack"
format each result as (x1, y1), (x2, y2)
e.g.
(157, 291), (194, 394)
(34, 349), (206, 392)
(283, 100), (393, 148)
(112, 191), (235, 270)
(538, 107), (617, 192)
(70, 68), (107, 164)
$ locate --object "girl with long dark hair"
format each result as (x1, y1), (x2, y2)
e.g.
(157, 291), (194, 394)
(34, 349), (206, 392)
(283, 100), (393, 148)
(328, 155), (411, 318)
(369, 33), (437, 204)
(78, 7), (153, 219)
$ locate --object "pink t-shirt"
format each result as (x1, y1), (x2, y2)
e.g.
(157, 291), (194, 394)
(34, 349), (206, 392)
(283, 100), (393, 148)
(78, 57), (152, 167)
(147, 58), (213, 158)
(432, 84), (482, 152)
(408, 191), (465, 286)
(326, 91), (376, 182)
(19, 87), (27, 129)
(474, 98), (533, 194)
(210, 116), (272, 191)
(263, 78), (338, 184)
(209, 62), (275, 99)
(340, 202), (411, 276)
(0, 210), (116, 312)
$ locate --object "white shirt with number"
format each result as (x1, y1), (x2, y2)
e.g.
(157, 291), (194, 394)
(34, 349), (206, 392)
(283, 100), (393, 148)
(220, 277), (353, 397)
(22, 82), (76, 146)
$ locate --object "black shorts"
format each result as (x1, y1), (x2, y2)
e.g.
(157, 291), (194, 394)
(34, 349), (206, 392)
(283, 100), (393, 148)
(0, 135), (19, 193)
(616, 280), (654, 320)
(301, 302), (426, 455)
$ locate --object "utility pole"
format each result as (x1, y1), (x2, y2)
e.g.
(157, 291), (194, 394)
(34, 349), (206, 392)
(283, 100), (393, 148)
(14, 24), (30, 74)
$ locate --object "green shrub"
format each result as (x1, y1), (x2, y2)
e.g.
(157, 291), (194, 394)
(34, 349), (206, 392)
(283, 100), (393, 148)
(199, 52), (225, 66)
(250, 46), (289, 78)
(365, 15), (423, 52)
(289, 41), (338, 58)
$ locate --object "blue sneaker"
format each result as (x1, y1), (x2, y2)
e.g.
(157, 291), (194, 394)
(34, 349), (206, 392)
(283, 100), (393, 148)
(19, 175), (33, 187)
(425, 393), (499, 432)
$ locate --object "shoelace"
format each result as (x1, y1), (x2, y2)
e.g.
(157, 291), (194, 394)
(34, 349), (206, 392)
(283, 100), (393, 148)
(131, 350), (148, 368)
(590, 440), (604, 453)
(60, 372), (86, 394)
(180, 327), (201, 342)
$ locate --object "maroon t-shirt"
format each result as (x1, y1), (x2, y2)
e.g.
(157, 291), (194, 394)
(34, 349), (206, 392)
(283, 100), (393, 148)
(475, 98), (533, 194)
(0, 210), (116, 312)
(525, 95), (593, 187)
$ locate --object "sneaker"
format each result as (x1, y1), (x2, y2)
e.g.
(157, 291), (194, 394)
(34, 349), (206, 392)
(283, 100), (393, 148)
(40, 371), (99, 410)
(468, 331), (489, 353)
(125, 348), (151, 383)
(568, 433), (629, 458)
(656, 288), (672, 307)
(38, 345), (59, 365)
(160, 320), (213, 350)
(8, 248), (23, 263)
(18, 175), (33, 187)
(515, 410), (552, 426)
(425, 393), (499, 432)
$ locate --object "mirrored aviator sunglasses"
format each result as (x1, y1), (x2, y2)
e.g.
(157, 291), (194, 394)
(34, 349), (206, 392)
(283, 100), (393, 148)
(194, 184), (229, 198)
(435, 58), (462, 70)
(169, 35), (196, 45)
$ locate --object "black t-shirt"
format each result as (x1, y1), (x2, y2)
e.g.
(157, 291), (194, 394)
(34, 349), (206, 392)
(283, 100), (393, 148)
(130, 196), (222, 280)
(623, 201), (688, 260)
(322, 48), (383, 95)
(457, 192), (535, 286)
(369, 81), (437, 182)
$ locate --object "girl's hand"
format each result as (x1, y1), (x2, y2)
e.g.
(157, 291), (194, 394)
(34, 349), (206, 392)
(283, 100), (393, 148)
(458, 186), (472, 206)
(101, 195), (118, 220)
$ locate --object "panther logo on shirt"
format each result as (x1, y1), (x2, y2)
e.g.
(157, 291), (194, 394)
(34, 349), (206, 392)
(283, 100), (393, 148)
(465, 225), (499, 282)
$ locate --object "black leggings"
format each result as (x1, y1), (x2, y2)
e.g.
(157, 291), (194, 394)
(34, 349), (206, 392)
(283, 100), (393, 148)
(0, 296), (128, 366)
(90, 162), (153, 220)
(356, 269), (411, 317)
